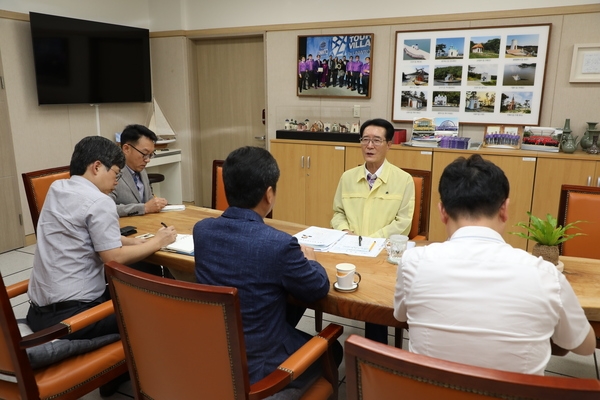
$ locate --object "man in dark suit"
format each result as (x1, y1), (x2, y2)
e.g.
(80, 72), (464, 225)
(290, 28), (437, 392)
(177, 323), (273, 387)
(193, 146), (341, 397)
(109, 124), (167, 217)
(110, 124), (170, 277)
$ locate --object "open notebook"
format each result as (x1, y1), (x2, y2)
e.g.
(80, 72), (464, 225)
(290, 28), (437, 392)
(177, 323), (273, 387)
(164, 234), (194, 255)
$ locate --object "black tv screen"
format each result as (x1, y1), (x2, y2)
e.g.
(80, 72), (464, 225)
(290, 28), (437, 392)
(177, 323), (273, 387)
(29, 12), (152, 105)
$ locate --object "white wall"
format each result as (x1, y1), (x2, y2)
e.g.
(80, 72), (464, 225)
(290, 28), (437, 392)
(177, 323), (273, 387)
(1, 0), (599, 31)
(181, 0), (599, 30)
(0, 0), (150, 27)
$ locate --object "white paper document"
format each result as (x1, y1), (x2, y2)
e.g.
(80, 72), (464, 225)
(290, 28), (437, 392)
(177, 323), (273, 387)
(164, 234), (194, 255)
(293, 226), (347, 251)
(161, 204), (186, 212)
(328, 235), (386, 257)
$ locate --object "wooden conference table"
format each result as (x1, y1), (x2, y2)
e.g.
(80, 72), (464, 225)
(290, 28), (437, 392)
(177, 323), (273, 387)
(120, 206), (600, 331)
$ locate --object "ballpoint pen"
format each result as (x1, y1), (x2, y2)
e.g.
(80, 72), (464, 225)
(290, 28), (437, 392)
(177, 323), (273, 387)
(161, 222), (168, 228)
(358, 236), (362, 246)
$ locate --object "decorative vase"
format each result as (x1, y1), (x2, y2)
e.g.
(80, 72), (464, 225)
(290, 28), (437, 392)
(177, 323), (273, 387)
(580, 122), (596, 150)
(587, 129), (600, 154)
(532, 243), (559, 266)
(560, 119), (577, 153)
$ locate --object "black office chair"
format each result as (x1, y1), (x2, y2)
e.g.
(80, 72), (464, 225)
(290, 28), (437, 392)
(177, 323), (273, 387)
(148, 173), (165, 185)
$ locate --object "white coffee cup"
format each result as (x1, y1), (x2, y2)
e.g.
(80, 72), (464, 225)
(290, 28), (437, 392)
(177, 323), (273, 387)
(336, 263), (361, 289)
(385, 234), (409, 264)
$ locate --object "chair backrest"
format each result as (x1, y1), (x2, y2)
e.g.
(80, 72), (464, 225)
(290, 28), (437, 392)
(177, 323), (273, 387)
(212, 160), (229, 211)
(211, 159), (273, 218)
(557, 184), (600, 259)
(345, 334), (600, 400)
(403, 169), (431, 240)
(0, 276), (38, 397)
(105, 261), (250, 399)
(22, 166), (70, 235)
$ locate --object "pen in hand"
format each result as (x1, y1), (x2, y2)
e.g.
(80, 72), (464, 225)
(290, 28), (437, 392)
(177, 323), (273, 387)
(161, 222), (168, 228)
(358, 236), (362, 246)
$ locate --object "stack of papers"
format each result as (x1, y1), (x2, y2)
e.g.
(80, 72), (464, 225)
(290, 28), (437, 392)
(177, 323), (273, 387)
(294, 227), (347, 252)
(294, 226), (385, 257)
(327, 235), (386, 258)
(164, 234), (194, 255)
(161, 204), (186, 212)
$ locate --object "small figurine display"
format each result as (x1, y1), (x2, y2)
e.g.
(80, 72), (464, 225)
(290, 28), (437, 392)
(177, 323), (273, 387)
(283, 118), (356, 133)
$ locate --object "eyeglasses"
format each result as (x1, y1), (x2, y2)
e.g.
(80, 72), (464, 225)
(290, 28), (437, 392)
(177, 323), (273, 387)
(108, 167), (123, 181)
(359, 137), (386, 146)
(128, 143), (155, 160)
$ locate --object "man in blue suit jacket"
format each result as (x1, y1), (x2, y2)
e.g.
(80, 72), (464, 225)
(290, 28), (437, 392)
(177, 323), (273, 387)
(193, 146), (339, 395)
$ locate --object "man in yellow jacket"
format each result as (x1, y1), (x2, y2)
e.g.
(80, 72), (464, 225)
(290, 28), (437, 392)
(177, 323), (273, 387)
(331, 118), (415, 237)
(331, 118), (415, 344)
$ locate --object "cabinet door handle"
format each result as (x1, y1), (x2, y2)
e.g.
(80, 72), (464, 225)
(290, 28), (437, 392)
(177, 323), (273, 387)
(588, 176), (592, 186)
(301, 156), (304, 168)
(307, 156), (311, 169)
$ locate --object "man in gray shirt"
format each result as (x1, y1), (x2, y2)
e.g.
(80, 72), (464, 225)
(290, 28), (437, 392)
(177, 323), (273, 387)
(27, 136), (177, 340)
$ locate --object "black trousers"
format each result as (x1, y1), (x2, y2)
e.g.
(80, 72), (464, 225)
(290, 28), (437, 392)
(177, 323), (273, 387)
(365, 322), (388, 344)
(27, 287), (118, 340)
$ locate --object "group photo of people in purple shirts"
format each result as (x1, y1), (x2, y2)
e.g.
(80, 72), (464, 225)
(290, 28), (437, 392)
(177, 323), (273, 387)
(297, 34), (372, 98)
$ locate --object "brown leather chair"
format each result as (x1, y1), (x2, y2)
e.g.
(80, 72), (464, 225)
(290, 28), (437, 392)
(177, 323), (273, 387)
(105, 261), (343, 400)
(22, 166), (70, 236)
(557, 184), (600, 259)
(0, 276), (127, 400)
(591, 321), (600, 380)
(557, 184), (600, 378)
(404, 169), (431, 241)
(212, 159), (272, 218)
(212, 160), (228, 211)
(345, 334), (600, 400)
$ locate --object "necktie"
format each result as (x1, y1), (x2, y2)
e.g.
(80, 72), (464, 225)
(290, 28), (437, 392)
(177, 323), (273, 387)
(367, 173), (377, 189)
(133, 173), (144, 200)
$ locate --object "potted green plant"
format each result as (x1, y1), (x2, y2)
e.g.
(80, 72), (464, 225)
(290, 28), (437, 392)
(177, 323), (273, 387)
(511, 212), (585, 267)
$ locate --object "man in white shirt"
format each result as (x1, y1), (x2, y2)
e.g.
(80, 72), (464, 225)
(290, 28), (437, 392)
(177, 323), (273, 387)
(393, 154), (595, 375)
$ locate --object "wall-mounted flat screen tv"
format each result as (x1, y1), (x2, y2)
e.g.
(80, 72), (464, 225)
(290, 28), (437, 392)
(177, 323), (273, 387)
(29, 12), (152, 105)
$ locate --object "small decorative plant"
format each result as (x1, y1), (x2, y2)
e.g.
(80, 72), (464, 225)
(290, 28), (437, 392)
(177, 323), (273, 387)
(511, 212), (585, 265)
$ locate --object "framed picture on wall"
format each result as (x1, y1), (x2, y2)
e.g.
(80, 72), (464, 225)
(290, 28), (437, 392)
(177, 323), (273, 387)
(297, 34), (373, 99)
(392, 24), (551, 125)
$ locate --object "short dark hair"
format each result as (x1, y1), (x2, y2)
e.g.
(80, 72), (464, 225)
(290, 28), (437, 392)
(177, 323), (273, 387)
(70, 136), (125, 176)
(120, 124), (158, 146)
(360, 118), (395, 141)
(223, 146), (280, 209)
(439, 154), (509, 220)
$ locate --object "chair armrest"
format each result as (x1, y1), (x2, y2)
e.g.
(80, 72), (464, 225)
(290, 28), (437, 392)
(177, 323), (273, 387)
(7, 279), (29, 298)
(249, 323), (343, 399)
(20, 300), (115, 348)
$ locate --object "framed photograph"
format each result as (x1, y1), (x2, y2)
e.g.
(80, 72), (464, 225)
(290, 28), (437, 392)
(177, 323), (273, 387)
(392, 24), (551, 125)
(569, 43), (600, 83)
(297, 34), (373, 98)
(482, 125), (523, 149)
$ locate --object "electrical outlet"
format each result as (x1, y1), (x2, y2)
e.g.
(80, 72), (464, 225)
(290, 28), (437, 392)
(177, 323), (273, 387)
(353, 105), (360, 118)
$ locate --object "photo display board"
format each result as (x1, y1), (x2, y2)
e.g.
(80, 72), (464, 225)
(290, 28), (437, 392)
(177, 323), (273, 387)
(392, 24), (551, 125)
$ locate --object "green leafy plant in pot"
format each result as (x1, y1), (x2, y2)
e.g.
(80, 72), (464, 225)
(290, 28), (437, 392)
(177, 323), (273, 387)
(511, 212), (585, 266)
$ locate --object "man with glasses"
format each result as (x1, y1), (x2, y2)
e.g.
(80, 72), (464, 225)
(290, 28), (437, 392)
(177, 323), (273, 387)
(110, 124), (168, 217)
(27, 136), (177, 342)
(331, 118), (415, 344)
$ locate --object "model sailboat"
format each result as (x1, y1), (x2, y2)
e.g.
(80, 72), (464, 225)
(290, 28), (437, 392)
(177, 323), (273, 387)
(148, 99), (176, 147)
